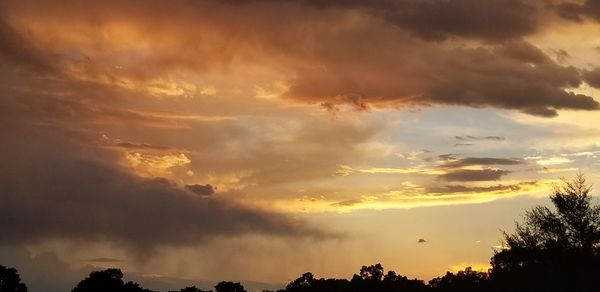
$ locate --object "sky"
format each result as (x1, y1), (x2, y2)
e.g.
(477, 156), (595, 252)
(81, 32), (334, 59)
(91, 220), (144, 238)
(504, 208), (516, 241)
(2, 0), (600, 291)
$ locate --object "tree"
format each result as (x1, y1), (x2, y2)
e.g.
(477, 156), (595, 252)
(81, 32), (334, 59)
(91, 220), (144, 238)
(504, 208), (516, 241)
(502, 174), (600, 252)
(72, 269), (153, 292)
(429, 267), (489, 292)
(214, 281), (246, 292)
(170, 286), (211, 292)
(286, 272), (315, 291)
(285, 272), (349, 292)
(491, 174), (600, 291)
(0, 265), (27, 292)
(358, 264), (384, 281)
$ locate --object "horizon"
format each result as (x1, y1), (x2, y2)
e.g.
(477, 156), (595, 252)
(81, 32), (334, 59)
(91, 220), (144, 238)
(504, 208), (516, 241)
(2, 1), (600, 291)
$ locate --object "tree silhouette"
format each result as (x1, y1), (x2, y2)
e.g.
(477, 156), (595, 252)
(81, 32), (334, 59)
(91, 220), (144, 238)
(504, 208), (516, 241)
(214, 281), (246, 292)
(502, 174), (600, 252)
(283, 272), (349, 292)
(170, 286), (211, 292)
(345, 263), (428, 292)
(286, 272), (315, 291)
(358, 264), (384, 281)
(429, 267), (489, 292)
(72, 269), (153, 292)
(491, 174), (600, 291)
(0, 265), (27, 292)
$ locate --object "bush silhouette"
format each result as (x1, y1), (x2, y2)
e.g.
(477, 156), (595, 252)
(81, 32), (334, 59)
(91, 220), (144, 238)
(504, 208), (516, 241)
(0, 265), (27, 292)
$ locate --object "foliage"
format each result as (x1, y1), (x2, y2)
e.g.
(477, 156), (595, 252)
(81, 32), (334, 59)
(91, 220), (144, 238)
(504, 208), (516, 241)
(71, 269), (153, 292)
(214, 281), (246, 292)
(0, 265), (27, 292)
(429, 267), (489, 292)
(491, 174), (600, 291)
(170, 286), (211, 292)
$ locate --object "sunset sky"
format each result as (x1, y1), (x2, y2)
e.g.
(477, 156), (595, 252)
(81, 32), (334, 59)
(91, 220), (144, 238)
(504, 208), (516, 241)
(2, 0), (600, 291)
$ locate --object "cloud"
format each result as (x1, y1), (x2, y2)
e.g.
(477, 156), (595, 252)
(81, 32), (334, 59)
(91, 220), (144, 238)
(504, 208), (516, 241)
(439, 157), (523, 168)
(0, 246), (87, 292)
(438, 169), (511, 182)
(427, 182), (537, 195)
(454, 135), (505, 141)
(259, 0), (542, 41)
(438, 154), (459, 161)
(0, 0), (595, 117)
(330, 199), (364, 207)
(557, 0), (600, 22)
(535, 156), (573, 166)
(83, 257), (123, 263)
(0, 67), (329, 251)
(0, 17), (53, 71)
(125, 152), (191, 177)
(0, 130), (327, 249)
(0, 129), (328, 249)
(112, 142), (174, 151)
(185, 184), (216, 197)
(583, 67), (600, 88)
(362, 0), (541, 41)
(285, 37), (598, 116)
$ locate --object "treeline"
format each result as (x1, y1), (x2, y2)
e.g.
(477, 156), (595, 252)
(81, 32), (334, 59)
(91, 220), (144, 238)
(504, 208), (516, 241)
(2, 174), (600, 292)
(0, 264), (480, 292)
(0, 263), (489, 292)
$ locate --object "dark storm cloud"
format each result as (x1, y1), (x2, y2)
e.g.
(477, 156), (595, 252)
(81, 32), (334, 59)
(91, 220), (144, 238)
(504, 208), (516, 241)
(440, 157), (523, 168)
(438, 169), (511, 182)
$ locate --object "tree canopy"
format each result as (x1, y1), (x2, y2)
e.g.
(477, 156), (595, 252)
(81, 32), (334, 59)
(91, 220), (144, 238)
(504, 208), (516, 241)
(0, 265), (27, 292)
(491, 173), (600, 291)
(71, 269), (153, 292)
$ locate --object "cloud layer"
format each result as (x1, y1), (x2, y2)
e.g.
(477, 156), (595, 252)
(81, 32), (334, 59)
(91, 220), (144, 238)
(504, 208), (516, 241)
(0, 0), (597, 116)
(0, 61), (327, 250)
